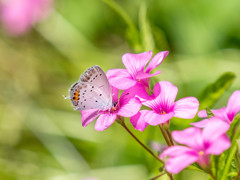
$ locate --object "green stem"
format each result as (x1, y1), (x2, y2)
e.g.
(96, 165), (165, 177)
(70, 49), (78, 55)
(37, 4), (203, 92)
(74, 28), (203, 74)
(221, 145), (237, 180)
(235, 146), (240, 170)
(221, 124), (240, 180)
(159, 125), (172, 146)
(101, 0), (136, 31)
(166, 129), (174, 146)
(117, 119), (174, 180)
(209, 171), (217, 180)
(157, 126), (175, 179)
(168, 174), (174, 180)
(119, 120), (163, 163)
(150, 172), (166, 180)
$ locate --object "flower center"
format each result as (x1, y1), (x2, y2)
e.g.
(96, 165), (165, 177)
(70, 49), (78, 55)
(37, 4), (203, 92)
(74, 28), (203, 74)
(158, 106), (169, 115)
(160, 111), (166, 115)
(198, 151), (204, 156)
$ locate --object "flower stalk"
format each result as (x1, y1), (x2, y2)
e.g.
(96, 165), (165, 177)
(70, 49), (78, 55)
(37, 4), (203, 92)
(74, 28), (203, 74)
(209, 172), (217, 180)
(117, 118), (163, 163)
(159, 125), (173, 146)
(166, 128), (174, 146)
(150, 172), (166, 180)
(117, 119), (175, 180)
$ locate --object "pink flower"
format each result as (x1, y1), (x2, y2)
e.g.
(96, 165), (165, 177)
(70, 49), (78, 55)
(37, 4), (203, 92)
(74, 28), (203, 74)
(0, 0), (52, 36)
(107, 51), (168, 90)
(130, 81), (199, 131)
(81, 87), (142, 131)
(160, 118), (231, 174)
(192, 90), (240, 127)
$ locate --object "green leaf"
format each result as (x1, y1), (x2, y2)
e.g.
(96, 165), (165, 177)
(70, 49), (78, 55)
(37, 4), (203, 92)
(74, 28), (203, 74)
(198, 72), (235, 110)
(139, 3), (155, 52)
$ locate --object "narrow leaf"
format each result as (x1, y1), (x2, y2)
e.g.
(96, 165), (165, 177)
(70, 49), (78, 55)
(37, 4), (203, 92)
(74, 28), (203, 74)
(210, 155), (216, 177)
(217, 152), (226, 178)
(102, 0), (142, 52)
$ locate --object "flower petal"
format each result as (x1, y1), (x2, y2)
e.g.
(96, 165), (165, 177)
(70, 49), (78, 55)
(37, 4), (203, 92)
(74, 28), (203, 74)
(172, 127), (203, 150)
(205, 134), (231, 155)
(130, 112), (149, 131)
(164, 153), (198, 174)
(135, 71), (161, 80)
(174, 97), (199, 119)
(143, 110), (174, 125)
(94, 113), (117, 131)
(122, 51), (152, 77)
(145, 51), (169, 73)
(81, 109), (99, 127)
(128, 83), (150, 101)
(227, 90), (240, 120)
(107, 69), (136, 90)
(143, 81), (178, 112)
(202, 117), (230, 143)
(155, 81), (178, 107)
(160, 145), (195, 157)
(191, 119), (209, 128)
(160, 146), (198, 174)
(117, 92), (142, 117)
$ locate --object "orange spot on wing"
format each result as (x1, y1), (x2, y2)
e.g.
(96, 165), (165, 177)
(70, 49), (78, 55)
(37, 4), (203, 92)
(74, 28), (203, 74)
(73, 90), (80, 101)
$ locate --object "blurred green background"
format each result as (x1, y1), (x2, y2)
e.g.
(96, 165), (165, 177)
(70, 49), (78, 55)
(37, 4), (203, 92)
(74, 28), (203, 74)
(0, 0), (240, 179)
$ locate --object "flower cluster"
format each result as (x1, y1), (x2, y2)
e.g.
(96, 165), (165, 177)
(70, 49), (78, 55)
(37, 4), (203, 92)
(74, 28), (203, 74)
(81, 50), (199, 132)
(160, 89), (240, 174)
(73, 50), (239, 176)
(161, 117), (230, 173)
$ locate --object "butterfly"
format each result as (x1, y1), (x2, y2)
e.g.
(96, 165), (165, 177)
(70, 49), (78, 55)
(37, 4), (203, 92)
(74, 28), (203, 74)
(69, 65), (113, 111)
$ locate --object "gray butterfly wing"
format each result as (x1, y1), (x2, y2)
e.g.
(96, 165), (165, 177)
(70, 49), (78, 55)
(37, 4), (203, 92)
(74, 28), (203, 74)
(69, 66), (112, 111)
